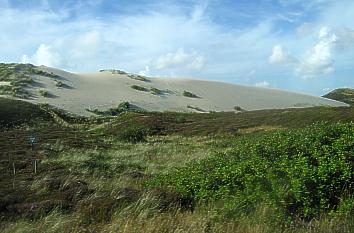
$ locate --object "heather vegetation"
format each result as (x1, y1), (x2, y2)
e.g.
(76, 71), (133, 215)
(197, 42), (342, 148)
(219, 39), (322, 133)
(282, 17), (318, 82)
(0, 97), (353, 233)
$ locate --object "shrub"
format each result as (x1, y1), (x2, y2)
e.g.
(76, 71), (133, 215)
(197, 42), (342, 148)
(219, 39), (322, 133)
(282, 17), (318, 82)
(150, 87), (163, 95)
(127, 74), (150, 82)
(39, 89), (49, 97)
(131, 85), (149, 92)
(183, 90), (200, 98)
(55, 80), (63, 88)
(234, 106), (246, 112)
(86, 102), (131, 116)
(148, 122), (354, 219)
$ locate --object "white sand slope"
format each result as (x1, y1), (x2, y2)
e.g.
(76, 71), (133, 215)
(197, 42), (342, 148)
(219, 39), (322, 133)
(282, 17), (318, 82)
(21, 66), (348, 116)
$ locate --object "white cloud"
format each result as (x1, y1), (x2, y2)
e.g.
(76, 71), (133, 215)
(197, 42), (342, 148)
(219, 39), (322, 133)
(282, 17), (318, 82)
(71, 31), (102, 58)
(268, 45), (296, 65)
(139, 66), (150, 76)
(21, 44), (62, 67)
(297, 27), (337, 79)
(153, 48), (205, 70)
(191, 1), (208, 22)
(255, 81), (270, 88)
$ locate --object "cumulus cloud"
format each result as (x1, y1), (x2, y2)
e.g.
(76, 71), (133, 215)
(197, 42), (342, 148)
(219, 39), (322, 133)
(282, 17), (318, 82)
(21, 44), (62, 67)
(254, 81), (270, 88)
(297, 27), (337, 79)
(139, 66), (150, 76)
(153, 48), (205, 70)
(268, 45), (296, 65)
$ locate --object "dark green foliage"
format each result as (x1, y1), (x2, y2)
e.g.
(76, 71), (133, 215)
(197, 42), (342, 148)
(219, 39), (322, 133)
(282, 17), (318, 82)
(131, 85), (149, 92)
(148, 122), (354, 219)
(183, 90), (200, 98)
(323, 88), (354, 105)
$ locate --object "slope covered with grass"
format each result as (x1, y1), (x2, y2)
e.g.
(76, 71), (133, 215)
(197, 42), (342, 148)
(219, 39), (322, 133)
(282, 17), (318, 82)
(0, 100), (353, 233)
(0, 97), (52, 128)
(323, 88), (354, 105)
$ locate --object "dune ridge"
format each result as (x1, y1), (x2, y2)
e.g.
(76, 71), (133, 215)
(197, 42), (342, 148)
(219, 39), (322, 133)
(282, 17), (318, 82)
(16, 66), (348, 116)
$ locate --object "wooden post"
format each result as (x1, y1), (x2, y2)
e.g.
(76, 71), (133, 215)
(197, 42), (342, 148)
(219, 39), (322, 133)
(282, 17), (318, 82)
(12, 162), (15, 189)
(34, 159), (37, 174)
(12, 162), (15, 175)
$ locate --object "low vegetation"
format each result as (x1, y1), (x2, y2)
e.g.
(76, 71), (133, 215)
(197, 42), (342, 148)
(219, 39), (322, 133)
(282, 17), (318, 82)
(99, 69), (127, 75)
(127, 74), (150, 82)
(323, 88), (354, 105)
(183, 90), (200, 98)
(187, 105), (207, 112)
(38, 89), (49, 97)
(86, 101), (132, 116)
(0, 94), (353, 232)
(131, 84), (149, 92)
(150, 87), (163, 95)
(234, 105), (246, 112)
(0, 63), (61, 99)
(148, 123), (354, 221)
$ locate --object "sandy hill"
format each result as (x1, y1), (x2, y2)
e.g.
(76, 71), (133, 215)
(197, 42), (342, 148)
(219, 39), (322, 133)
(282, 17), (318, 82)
(0, 64), (348, 116)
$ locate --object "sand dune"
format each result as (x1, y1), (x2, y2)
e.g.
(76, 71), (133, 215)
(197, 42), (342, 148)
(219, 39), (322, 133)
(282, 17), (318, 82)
(22, 66), (348, 116)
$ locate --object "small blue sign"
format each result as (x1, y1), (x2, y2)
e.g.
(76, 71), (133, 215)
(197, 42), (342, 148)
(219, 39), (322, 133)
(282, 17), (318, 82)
(29, 136), (36, 145)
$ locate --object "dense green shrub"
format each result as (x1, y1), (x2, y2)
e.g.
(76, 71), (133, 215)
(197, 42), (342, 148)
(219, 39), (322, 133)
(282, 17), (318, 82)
(148, 122), (354, 219)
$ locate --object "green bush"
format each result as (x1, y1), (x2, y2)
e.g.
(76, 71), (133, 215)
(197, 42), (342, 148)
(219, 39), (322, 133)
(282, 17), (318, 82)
(148, 122), (354, 219)
(183, 90), (200, 98)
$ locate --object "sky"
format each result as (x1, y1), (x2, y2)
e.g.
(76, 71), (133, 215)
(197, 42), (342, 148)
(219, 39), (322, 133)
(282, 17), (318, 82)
(0, 0), (354, 96)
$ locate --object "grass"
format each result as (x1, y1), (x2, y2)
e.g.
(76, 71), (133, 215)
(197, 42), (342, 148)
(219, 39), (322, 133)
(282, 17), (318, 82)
(131, 85), (149, 92)
(0, 63), (61, 99)
(0, 97), (52, 128)
(187, 105), (207, 112)
(150, 87), (163, 95)
(127, 74), (150, 82)
(38, 89), (49, 97)
(183, 90), (200, 98)
(323, 88), (354, 105)
(0, 96), (353, 232)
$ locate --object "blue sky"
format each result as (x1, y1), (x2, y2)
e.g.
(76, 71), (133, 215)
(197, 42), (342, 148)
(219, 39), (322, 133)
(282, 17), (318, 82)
(1, 0), (353, 95)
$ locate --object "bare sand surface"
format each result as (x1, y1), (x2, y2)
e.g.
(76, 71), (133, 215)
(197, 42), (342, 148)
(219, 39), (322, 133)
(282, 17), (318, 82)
(20, 66), (348, 116)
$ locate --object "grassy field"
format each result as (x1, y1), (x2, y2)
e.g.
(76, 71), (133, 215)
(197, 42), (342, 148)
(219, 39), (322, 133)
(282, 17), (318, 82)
(0, 97), (353, 233)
